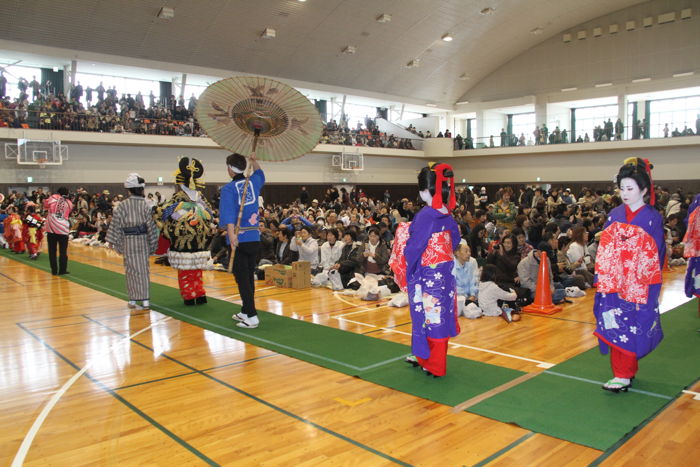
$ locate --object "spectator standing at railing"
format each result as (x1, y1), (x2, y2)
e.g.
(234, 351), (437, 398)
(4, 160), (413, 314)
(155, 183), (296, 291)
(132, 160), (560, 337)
(615, 118), (624, 140)
(29, 76), (40, 100)
(500, 128), (507, 147)
(0, 71), (7, 97)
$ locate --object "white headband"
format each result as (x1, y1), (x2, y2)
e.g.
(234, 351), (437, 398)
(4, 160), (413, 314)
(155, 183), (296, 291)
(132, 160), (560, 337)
(228, 164), (244, 174)
(124, 173), (145, 188)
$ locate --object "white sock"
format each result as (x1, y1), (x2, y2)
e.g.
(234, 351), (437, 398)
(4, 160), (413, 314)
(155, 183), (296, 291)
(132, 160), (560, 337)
(142, 300), (150, 308)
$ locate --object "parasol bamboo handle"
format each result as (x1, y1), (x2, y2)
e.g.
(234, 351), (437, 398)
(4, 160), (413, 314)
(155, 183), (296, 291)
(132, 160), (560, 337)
(227, 133), (260, 273)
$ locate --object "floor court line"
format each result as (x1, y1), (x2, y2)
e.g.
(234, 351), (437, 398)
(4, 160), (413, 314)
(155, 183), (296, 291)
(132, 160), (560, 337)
(335, 316), (555, 368)
(85, 315), (412, 466)
(18, 263), (406, 374)
(12, 315), (173, 467)
(544, 370), (674, 400)
(221, 285), (275, 301)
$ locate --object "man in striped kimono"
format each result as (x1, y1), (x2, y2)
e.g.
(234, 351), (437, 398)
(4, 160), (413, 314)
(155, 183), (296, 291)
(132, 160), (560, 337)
(107, 173), (159, 309)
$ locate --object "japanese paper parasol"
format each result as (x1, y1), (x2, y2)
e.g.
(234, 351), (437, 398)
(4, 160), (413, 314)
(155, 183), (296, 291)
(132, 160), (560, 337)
(195, 76), (323, 161)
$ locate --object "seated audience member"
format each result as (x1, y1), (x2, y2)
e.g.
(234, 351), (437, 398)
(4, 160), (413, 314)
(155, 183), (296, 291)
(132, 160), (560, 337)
(319, 228), (343, 272)
(257, 220), (276, 264)
(517, 246), (567, 304)
(512, 227), (533, 259)
(453, 242), (479, 316)
(290, 225), (319, 272)
(280, 210), (314, 232)
(330, 230), (363, 288)
(485, 233), (522, 293)
(274, 227), (298, 265)
(563, 226), (594, 285)
(478, 264), (519, 322)
(469, 223), (489, 265)
(360, 227), (389, 276)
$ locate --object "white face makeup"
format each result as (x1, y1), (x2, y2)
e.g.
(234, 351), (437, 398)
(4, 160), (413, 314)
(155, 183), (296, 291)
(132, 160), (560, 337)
(619, 177), (647, 211)
(419, 189), (432, 204)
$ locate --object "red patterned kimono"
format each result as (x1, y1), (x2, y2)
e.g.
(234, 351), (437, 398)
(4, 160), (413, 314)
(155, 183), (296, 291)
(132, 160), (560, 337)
(4, 213), (25, 253)
(23, 213), (44, 257)
(390, 207), (461, 376)
(593, 204), (665, 378)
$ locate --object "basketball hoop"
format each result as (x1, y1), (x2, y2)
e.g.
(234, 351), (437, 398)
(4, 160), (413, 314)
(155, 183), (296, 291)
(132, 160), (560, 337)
(37, 158), (48, 169)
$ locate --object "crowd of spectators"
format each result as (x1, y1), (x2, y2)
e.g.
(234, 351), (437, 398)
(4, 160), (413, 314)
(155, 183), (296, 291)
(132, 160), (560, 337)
(2, 180), (694, 317)
(2, 76), (697, 153)
(320, 119), (416, 149)
(0, 76), (420, 149)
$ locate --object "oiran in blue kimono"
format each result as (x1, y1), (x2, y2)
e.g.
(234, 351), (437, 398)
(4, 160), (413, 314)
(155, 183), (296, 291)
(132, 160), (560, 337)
(593, 157), (665, 393)
(390, 163), (461, 377)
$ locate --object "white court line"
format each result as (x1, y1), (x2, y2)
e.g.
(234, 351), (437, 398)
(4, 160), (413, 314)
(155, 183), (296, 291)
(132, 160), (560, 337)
(336, 305), (391, 318)
(13, 315), (172, 467)
(334, 317), (555, 368)
(222, 286), (275, 301)
(58, 274), (407, 373)
(683, 390), (700, 400)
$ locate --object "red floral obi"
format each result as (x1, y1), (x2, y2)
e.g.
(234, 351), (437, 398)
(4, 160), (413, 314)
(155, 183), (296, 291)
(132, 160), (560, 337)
(421, 231), (453, 266)
(595, 222), (661, 304)
(683, 209), (700, 258)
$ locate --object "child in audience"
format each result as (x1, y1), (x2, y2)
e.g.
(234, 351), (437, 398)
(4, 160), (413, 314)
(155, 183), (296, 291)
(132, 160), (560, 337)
(478, 264), (519, 323)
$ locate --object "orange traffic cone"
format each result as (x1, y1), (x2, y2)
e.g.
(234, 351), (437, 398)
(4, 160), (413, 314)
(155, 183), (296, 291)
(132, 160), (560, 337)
(522, 252), (563, 315)
(662, 251), (671, 272)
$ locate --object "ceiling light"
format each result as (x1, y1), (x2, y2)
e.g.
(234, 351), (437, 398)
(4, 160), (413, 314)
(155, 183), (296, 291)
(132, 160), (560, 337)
(480, 7), (495, 15)
(632, 77), (651, 83)
(561, 87), (577, 92)
(673, 71), (694, 78)
(376, 13), (392, 23)
(456, 100), (469, 105)
(595, 82), (613, 88)
(441, 33), (453, 42)
(298, 0), (306, 2)
(157, 7), (174, 19)
(342, 45), (356, 55)
(261, 28), (276, 39)
(406, 59), (420, 68)
(425, 103), (437, 107)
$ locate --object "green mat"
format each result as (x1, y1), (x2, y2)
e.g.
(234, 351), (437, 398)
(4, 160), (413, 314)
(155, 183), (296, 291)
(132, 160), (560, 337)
(1, 249), (523, 407)
(469, 300), (700, 451)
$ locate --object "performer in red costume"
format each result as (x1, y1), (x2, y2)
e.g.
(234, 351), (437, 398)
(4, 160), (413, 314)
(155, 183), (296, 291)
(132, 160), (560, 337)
(390, 163), (461, 377)
(683, 193), (700, 315)
(594, 158), (665, 393)
(4, 206), (25, 253)
(22, 203), (44, 259)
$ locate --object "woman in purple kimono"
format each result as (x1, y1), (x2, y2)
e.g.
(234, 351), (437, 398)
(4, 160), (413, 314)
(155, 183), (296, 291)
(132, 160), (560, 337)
(392, 163), (461, 377)
(683, 193), (700, 313)
(594, 158), (665, 392)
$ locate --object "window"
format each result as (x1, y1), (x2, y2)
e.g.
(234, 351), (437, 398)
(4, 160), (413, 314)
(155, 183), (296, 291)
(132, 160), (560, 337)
(573, 105), (618, 141)
(648, 95), (700, 138)
(512, 113), (535, 144)
(0, 64), (42, 100)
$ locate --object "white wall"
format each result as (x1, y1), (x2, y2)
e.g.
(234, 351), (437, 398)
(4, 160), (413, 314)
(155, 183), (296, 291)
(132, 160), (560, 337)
(451, 140), (700, 184)
(0, 140), (426, 186)
(462, 0), (700, 102)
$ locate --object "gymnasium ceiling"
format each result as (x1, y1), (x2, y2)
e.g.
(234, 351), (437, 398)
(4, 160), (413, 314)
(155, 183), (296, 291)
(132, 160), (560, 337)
(2, 0), (646, 107)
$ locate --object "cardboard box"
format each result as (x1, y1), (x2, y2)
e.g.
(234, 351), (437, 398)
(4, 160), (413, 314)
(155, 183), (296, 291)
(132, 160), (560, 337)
(291, 261), (311, 289)
(265, 261), (310, 289)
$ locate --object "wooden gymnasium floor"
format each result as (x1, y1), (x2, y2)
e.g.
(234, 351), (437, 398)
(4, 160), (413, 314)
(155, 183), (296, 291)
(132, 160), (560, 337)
(1, 243), (699, 466)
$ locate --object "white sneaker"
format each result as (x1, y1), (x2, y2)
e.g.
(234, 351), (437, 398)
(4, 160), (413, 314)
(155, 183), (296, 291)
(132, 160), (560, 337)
(127, 301), (137, 309)
(141, 300), (150, 309)
(232, 312), (246, 322)
(236, 315), (259, 329)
